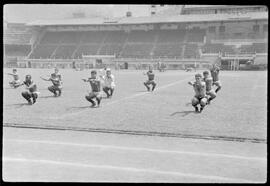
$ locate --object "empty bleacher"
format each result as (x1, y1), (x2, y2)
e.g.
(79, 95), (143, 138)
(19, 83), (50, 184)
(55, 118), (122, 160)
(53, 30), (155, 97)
(73, 44), (100, 58)
(5, 45), (31, 56)
(186, 29), (206, 43)
(157, 30), (186, 43)
(104, 31), (128, 43)
(127, 30), (156, 43)
(30, 45), (57, 59)
(99, 44), (123, 56)
(121, 44), (153, 58)
(153, 43), (184, 58)
(52, 45), (77, 59)
(184, 44), (200, 58)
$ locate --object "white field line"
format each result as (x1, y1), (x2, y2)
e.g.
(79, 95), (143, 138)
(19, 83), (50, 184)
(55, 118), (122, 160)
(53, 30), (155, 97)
(50, 76), (192, 119)
(5, 139), (266, 161)
(3, 157), (257, 182)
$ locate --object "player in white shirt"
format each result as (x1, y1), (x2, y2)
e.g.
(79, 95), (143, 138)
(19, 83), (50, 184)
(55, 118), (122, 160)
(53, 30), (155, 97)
(99, 68), (115, 98)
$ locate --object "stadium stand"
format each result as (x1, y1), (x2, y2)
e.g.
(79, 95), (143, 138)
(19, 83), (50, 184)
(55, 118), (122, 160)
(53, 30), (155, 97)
(127, 30), (156, 43)
(122, 43), (153, 58)
(157, 30), (186, 43)
(5, 44), (31, 56)
(153, 43), (184, 58)
(99, 44), (123, 56)
(184, 44), (200, 58)
(186, 29), (206, 42)
(73, 44), (100, 58)
(53, 45), (77, 59)
(30, 45), (57, 59)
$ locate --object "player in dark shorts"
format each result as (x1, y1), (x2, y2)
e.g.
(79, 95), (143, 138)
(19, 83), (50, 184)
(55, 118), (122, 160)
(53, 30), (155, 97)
(82, 70), (102, 107)
(143, 65), (157, 92)
(40, 68), (63, 96)
(18, 75), (39, 105)
(188, 73), (207, 113)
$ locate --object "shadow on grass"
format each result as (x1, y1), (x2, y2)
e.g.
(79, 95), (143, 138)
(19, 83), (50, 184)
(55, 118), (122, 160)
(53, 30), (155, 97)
(170, 110), (196, 117)
(66, 106), (91, 111)
(39, 95), (56, 99)
(5, 103), (29, 109)
(185, 102), (192, 106)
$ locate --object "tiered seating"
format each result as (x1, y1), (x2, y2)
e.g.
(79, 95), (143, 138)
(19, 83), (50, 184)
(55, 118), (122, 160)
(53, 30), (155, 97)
(53, 45), (77, 59)
(60, 31), (82, 44)
(184, 44), (199, 58)
(73, 44), (100, 58)
(104, 31), (128, 43)
(127, 31), (155, 43)
(157, 30), (186, 43)
(30, 45), (57, 58)
(82, 31), (107, 43)
(153, 43), (184, 58)
(40, 32), (63, 44)
(253, 43), (267, 53)
(239, 45), (256, 54)
(99, 44), (123, 56)
(201, 43), (224, 53)
(5, 45), (31, 56)
(186, 29), (206, 42)
(222, 45), (235, 54)
(122, 44), (153, 58)
(4, 24), (32, 45)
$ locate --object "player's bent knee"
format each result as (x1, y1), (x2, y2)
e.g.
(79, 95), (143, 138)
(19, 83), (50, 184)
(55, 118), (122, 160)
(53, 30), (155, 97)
(192, 98), (199, 106)
(200, 98), (207, 106)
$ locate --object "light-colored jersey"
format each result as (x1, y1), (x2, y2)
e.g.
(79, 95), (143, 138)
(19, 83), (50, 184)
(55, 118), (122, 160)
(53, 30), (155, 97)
(102, 74), (115, 88)
(23, 80), (37, 92)
(210, 67), (220, 82)
(203, 77), (213, 92)
(191, 81), (206, 98)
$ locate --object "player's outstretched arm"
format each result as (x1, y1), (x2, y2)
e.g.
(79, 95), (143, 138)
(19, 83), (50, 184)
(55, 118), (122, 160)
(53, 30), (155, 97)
(82, 78), (88, 82)
(188, 81), (193, 86)
(40, 76), (50, 81)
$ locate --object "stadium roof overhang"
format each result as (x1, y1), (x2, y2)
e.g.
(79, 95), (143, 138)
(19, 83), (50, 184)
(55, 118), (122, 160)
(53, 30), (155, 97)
(26, 12), (268, 27)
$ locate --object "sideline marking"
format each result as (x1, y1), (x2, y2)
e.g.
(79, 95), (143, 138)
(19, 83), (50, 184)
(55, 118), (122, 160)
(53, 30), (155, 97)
(5, 139), (266, 161)
(3, 157), (257, 182)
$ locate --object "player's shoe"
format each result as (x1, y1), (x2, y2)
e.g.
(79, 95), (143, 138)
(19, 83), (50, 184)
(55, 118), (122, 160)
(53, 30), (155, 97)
(90, 103), (96, 108)
(27, 99), (32, 105)
(195, 106), (199, 113)
(199, 107), (204, 113)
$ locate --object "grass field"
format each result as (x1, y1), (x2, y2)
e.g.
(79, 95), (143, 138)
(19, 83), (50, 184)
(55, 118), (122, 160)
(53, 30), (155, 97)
(3, 68), (267, 142)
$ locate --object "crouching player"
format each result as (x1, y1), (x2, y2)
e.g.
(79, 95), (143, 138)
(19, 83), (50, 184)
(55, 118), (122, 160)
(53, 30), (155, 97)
(143, 66), (157, 92)
(188, 73), (207, 113)
(7, 69), (20, 88)
(203, 71), (216, 105)
(40, 73), (62, 97)
(18, 75), (39, 105)
(82, 70), (102, 107)
(210, 63), (222, 93)
(100, 68), (115, 98)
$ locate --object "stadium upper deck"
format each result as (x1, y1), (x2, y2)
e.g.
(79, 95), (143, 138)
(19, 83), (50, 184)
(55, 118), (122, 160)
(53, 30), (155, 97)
(4, 7), (268, 61)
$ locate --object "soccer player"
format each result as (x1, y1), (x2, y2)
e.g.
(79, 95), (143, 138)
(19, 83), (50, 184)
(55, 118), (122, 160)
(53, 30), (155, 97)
(210, 63), (222, 93)
(143, 65), (157, 92)
(7, 69), (20, 88)
(203, 71), (216, 105)
(82, 70), (102, 107)
(99, 68), (115, 98)
(40, 73), (62, 97)
(18, 75), (39, 105)
(188, 73), (207, 113)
